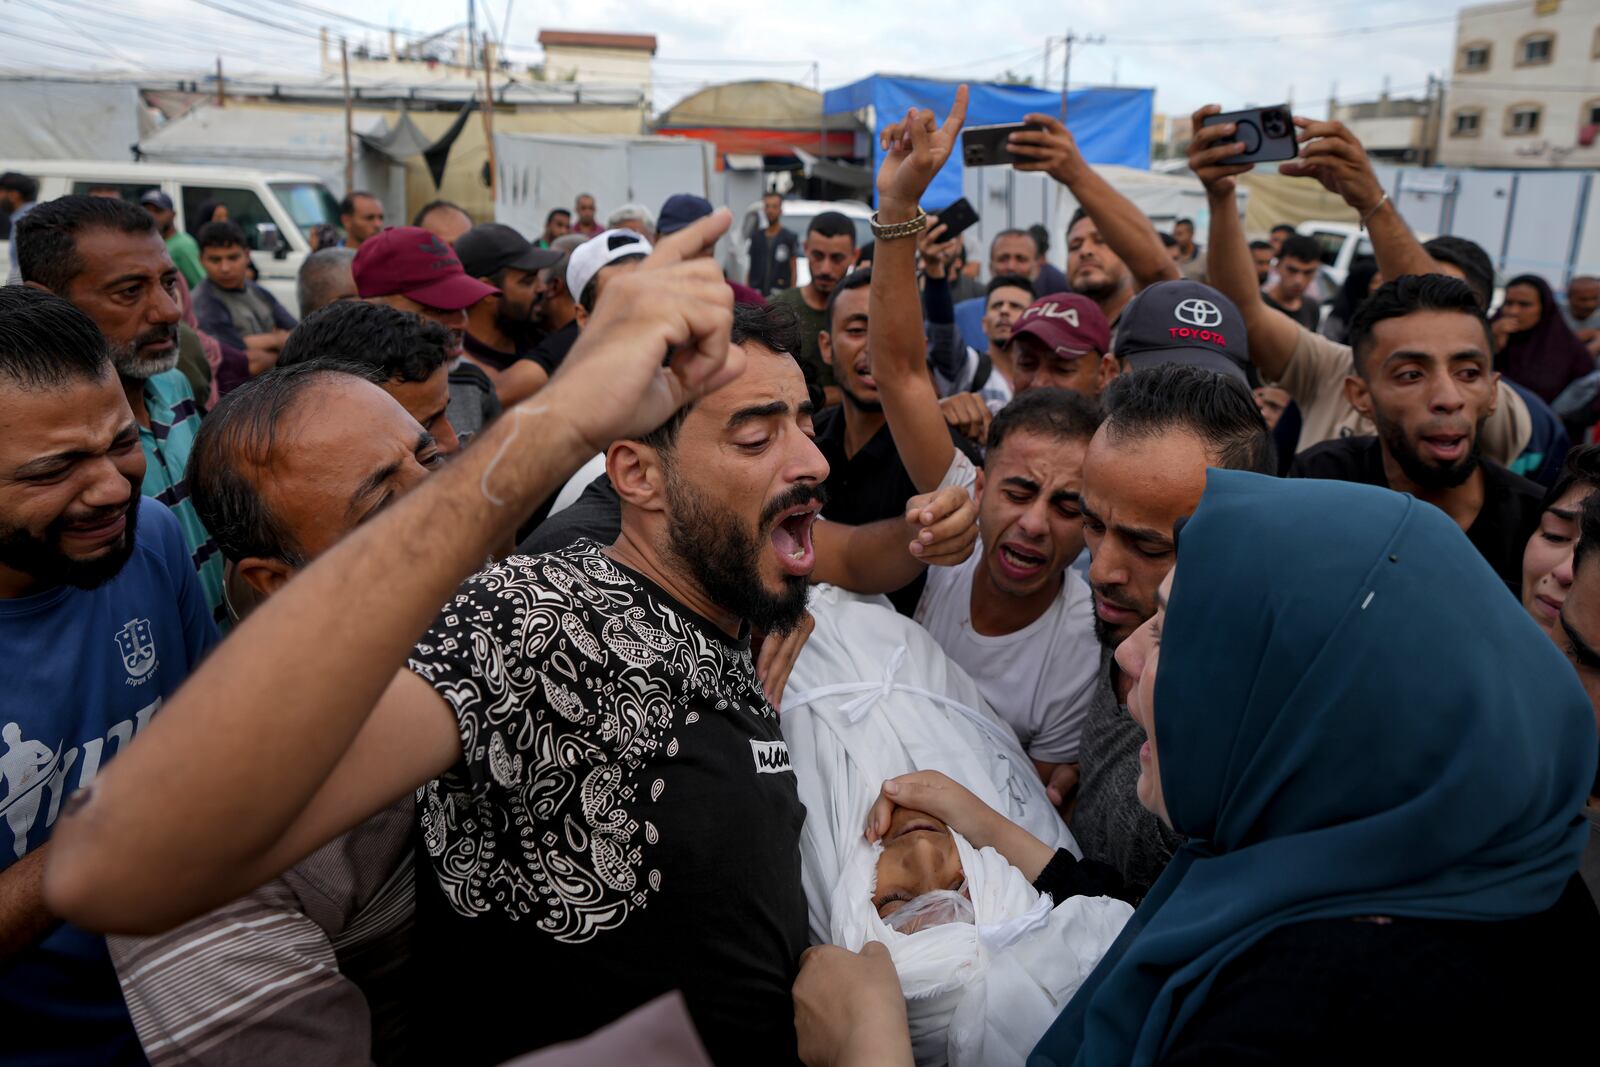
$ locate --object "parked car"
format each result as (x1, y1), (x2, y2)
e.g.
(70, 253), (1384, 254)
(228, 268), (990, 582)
(726, 198), (875, 290)
(0, 160), (342, 314)
(1295, 218), (1507, 312)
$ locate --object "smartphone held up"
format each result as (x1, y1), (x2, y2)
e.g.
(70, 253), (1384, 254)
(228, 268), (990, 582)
(1200, 105), (1299, 166)
(961, 122), (1044, 167)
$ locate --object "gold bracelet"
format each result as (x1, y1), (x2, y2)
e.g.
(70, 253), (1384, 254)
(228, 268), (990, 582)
(870, 209), (927, 241)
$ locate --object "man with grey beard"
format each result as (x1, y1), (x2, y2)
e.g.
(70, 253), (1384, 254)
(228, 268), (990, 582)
(17, 195), (227, 625)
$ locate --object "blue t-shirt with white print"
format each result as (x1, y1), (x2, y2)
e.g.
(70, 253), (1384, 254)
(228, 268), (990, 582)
(0, 497), (218, 1065)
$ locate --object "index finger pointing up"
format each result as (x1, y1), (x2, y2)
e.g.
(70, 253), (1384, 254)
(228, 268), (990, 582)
(942, 83), (970, 139)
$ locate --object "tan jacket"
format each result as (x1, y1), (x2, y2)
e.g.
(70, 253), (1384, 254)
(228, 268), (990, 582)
(1277, 324), (1531, 467)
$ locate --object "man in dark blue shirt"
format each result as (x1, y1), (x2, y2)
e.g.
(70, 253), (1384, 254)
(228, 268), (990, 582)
(0, 287), (217, 1064)
(746, 193), (798, 296)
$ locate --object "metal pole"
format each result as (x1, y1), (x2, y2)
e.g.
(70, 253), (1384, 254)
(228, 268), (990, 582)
(341, 39), (354, 194)
(1059, 31), (1072, 121)
(216, 57), (224, 108)
(482, 38), (499, 203)
(816, 61), (826, 193)
(466, 0), (476, 69)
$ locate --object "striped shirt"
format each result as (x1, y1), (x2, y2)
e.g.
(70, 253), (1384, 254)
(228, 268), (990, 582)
(109, 798), (416, 1066)
(139, 369), (227, 628)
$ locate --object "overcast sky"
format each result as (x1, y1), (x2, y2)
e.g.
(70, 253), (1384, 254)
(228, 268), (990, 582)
(1, 0), (1465, 120)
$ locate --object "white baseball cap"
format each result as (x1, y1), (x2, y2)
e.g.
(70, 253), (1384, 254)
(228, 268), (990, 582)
(566, 229), (653, 304)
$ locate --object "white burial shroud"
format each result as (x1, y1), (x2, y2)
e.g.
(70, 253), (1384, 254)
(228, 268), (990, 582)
(783, 586), (1133, 1067)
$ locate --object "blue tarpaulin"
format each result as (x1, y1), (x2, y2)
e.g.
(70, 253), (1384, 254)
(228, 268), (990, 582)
(822, 75), (1153, 211)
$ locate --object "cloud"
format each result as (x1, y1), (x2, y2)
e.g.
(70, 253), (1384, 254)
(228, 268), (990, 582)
(2, 0), (1459, 121)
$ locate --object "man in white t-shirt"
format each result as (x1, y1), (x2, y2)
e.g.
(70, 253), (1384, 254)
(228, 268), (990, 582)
(915, 387), (1104, 807)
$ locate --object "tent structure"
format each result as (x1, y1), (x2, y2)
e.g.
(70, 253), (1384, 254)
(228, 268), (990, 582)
(656, 80), (860, 170)
(1052, 164), (1251, 235)
(137, 103), (405, 206)
(823, 76), (1153, 209)
(0, 78), (154, 161)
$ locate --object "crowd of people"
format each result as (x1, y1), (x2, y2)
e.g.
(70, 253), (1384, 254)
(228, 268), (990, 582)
(0, 82), (1595, 1067)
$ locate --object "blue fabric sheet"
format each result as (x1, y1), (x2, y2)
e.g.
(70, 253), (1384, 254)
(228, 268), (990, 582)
(823, 77), (1153, 211)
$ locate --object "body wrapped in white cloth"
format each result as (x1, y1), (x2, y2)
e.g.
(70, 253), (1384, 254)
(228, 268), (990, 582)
(782, 586), (1131, 1067)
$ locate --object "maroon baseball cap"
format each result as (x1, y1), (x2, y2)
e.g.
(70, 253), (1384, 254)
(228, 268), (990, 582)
(352, 226), (499, 310)
(1009, 292), (1111, 358)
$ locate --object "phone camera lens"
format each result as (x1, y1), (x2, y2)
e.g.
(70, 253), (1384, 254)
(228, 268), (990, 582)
(1263, 110), (1289, 139)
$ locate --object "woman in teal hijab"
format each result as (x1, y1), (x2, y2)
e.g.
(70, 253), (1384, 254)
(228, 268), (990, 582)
(1029, 468), (1598, 1066)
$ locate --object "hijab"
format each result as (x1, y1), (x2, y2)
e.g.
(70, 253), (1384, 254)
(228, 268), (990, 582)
(1030, 469), (1596, 1067)
(1495, 273), (1596, 405)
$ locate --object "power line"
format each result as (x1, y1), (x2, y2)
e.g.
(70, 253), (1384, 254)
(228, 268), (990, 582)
(913, 44), (1047, 77)
(266, 0), (434, 39)
(14, 0), (157, 71)
(0, 25), (129, 66)
(185, 0), (329, 43)
(1128, 0), (1391, 34)
(45, 0), (331, 56)
(651, 56), (815, 67)
(1111, 14), (1456, 48)
(5, 7), (319, 79)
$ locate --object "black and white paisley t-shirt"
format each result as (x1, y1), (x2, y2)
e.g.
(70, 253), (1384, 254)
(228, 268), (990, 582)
(405, 540), (808, 1067)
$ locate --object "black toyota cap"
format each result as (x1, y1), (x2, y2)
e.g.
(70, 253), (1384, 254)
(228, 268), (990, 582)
(1113, 280), (1251, 385)
(454, 223), (562, 279)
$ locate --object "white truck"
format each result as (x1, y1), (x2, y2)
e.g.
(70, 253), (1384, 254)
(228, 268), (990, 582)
(727, 199), (875, 289)
(1, 160), (342, 314)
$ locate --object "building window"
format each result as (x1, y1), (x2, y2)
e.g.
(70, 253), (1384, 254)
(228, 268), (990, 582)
(1457, 40), (1491, 72)
(1506, 104), (1542, 136)
(1451, 110), (1482, 137)
(1593, 24), (1600, 58)
(1517, 32), (1554, 67)
(1588, 99), (1600, 128)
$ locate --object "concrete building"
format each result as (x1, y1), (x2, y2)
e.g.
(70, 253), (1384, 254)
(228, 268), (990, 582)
(1440, 0), (1600, 168)
(537, 31), (656, 90)
(1333, 91), (1439, 164)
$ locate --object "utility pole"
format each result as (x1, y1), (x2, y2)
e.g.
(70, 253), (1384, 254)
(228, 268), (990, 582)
(466, 0), (477, 70)
(1059, 29), (1104, 122)
(1422, 72), (1443, 166)
(341, 38), (354, 194)
(482, 37), (498, 202)
(215, 58), (224, 108)
(815, 60), (826, 188)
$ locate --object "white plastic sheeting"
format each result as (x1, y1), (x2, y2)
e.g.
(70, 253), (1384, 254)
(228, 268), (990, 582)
(783, 586), (1130, 1067)
(0, 79), (152, 161)
(493, 132), (713, 239)
(138, 104), (404, 206)
(963, 163), (1249, 273)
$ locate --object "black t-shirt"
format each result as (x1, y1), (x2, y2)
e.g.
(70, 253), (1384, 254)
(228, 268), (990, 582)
(811, 404), (985, 614)
(405, 541), (808, 1067)
(747, 226), (799, 296)
(1288, 435), (1544, 597)
(531, 319), (580, 375)
(463, 330), (536, 373)
(1263, 290), (1322, 332)
(518, 473), (622, 555)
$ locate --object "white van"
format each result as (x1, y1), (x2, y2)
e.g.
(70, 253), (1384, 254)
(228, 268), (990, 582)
(1296, 220), (1375, 293)
(0, 160), (342, 314)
